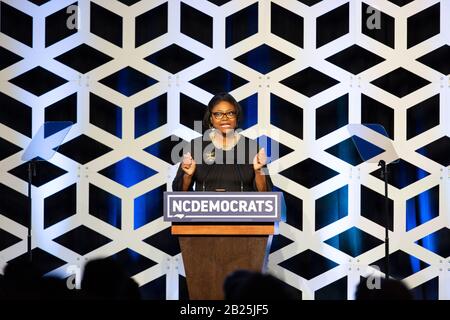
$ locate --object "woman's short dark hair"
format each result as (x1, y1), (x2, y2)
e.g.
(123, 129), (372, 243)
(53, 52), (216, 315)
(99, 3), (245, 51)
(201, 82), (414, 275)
(203, 92), (243, 130)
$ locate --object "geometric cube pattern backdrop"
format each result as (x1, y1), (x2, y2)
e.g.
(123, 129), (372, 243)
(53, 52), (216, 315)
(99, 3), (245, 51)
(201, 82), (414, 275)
(0, 0), (449, 299)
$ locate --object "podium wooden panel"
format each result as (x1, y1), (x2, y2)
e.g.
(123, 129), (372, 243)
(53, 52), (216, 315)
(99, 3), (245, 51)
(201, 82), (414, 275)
(172, 225), (273, 300)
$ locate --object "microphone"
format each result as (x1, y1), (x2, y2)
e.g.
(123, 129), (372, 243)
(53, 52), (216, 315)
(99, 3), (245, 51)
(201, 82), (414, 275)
(203, 165), (213, 191)
(202, 148), (215, 191)
(235, 163), (244, 192)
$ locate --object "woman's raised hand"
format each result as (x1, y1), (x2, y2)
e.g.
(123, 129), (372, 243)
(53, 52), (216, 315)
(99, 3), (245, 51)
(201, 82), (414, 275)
(181, 152), (196, 176)
(253, 148), (267, 171)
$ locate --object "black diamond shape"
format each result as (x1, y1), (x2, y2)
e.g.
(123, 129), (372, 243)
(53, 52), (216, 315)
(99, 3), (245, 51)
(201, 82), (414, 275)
(416, 228), (450, 258)
(0, 3), (33, 47)
(226, 3), (258, 48)
(416, 136), (450, 167)
(315, 276), (347, 300)
(178, 275), (189, 300)
(315, 185), (348, 230)
(179, 94), (206, 132)
(411, 277), (439, 300)
(54, 44), (113, 74)
(279, 249), (338, 280)
(417, 45), (450, 75)
(139, 275), (166, 299)
(45, 93), (77, 124)
(387, 0), (415, 6)
(239, 94), (258, 130)
(281, 67), (339, 97)
(316, 3), (349, 48)
(406, 94), (440, 139)
(271, 3), (304, 48)
(371, 67), (430, 98)
(8, 161), (67, 188)
(53, 225), (112, 255)
(256, 136), (293, 161)
(108, 248), (157, 277)
(90, 93), (122, 138)
(28, 0), (52, 5)
(0, 183), (29, 227)
(8, 248), (67, 276)
(235, 44), (294, 74)
(348, 134), (386, 161)
(135, 93), (167, 138)
(326, 45), (385, 74)
(134, 184), (166, 229)
(270, 94), (303, 140)
(280, 158), (339, 189)
(145, 44), (203, 74)
(316, 94), (348, 139)
(99, 157), (157, 188)
(370, 159), (430, 189)
(143, 227), (180, 256)
(89, 183), (121, 229)
(325, 138), (365, 166)
(407, 3), (440, 49)
(190, 67), (248, 94)
(361, 185), (393, 231)
(91, 2), (123, 47)
(9, 67), (68, 96)
(0, 92), (31, 137)
(361, 3), (395, 49)
(45, 2), (78, 48)
(277, 187), (303, 231)
(207, 0), (232, 5)
(180, 3), (212, 48)
(44, 184), (76, 229)
(269, 234), (294, 253)
(144, 135), (188, 165)
(298, 0), (323, 5)
(0, 137), (22, 161)
(57, 134), (112, 165)
(0, 228), (21, 251)
(99, 66), (157, 97)
(116, 0), (141, 5)
(325, 227), (383, 257)
(372, 250), (429, 279)
(406, 185), (439, 232)
(361, 94), (394, 139)
(135, 3), (168, 47)
(0, 46), (23, 70)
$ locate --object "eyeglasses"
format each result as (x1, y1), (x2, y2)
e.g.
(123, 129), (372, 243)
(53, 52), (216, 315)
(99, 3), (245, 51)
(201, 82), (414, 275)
(212, 111), (237, 119)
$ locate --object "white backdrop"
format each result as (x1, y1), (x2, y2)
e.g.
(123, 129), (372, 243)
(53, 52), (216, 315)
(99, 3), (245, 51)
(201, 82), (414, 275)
(0, 0), (449, 299)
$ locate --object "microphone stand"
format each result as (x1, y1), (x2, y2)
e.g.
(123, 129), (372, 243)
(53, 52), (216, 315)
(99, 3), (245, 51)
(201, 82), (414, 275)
(203, 164), (214, 192)
(378, 160), (390, 280)
(27, 160), (36, 262)
(235, 163), (244, 192)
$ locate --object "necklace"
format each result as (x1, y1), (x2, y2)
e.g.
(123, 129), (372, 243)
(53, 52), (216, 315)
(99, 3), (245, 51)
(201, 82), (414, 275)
(210, 130), (240, 150)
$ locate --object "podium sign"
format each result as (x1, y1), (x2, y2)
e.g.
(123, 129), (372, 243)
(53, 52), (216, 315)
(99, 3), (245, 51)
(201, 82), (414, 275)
(165, 191), (282, 299)
(164, 191), (282, 222)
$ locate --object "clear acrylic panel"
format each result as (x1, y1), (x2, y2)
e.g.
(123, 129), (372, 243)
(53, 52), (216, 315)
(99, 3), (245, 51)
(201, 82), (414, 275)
(22, 121), (73, 162)
(347, 123), (399, 164)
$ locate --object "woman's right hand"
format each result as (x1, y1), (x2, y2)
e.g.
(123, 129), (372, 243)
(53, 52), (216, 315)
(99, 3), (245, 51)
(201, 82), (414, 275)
(181, 152), (196, 176)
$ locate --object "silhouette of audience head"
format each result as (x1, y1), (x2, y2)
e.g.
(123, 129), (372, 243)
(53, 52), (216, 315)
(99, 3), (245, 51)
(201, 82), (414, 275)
(223, 269), (299, 300)
(0, 260), (72, 299)
(355, 277), (413, 300)
(0, 260), (42, 299)
(0, 257), (141, 300)
(81, 257), (140, 300)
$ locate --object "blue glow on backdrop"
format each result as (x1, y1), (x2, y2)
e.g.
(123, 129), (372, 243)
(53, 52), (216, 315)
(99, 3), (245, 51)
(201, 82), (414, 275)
(114, 70), (161, 235)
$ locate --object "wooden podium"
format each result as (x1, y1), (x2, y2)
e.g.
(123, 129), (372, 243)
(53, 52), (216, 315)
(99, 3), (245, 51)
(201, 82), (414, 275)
(172, 224), (274, 300)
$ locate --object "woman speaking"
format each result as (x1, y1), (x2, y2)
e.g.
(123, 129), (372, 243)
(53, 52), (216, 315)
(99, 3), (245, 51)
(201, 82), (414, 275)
(172, 92), (273, 192)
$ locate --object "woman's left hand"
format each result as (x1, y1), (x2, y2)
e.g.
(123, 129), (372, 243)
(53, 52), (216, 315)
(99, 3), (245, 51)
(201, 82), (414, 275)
(253, 148), (267, 171)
